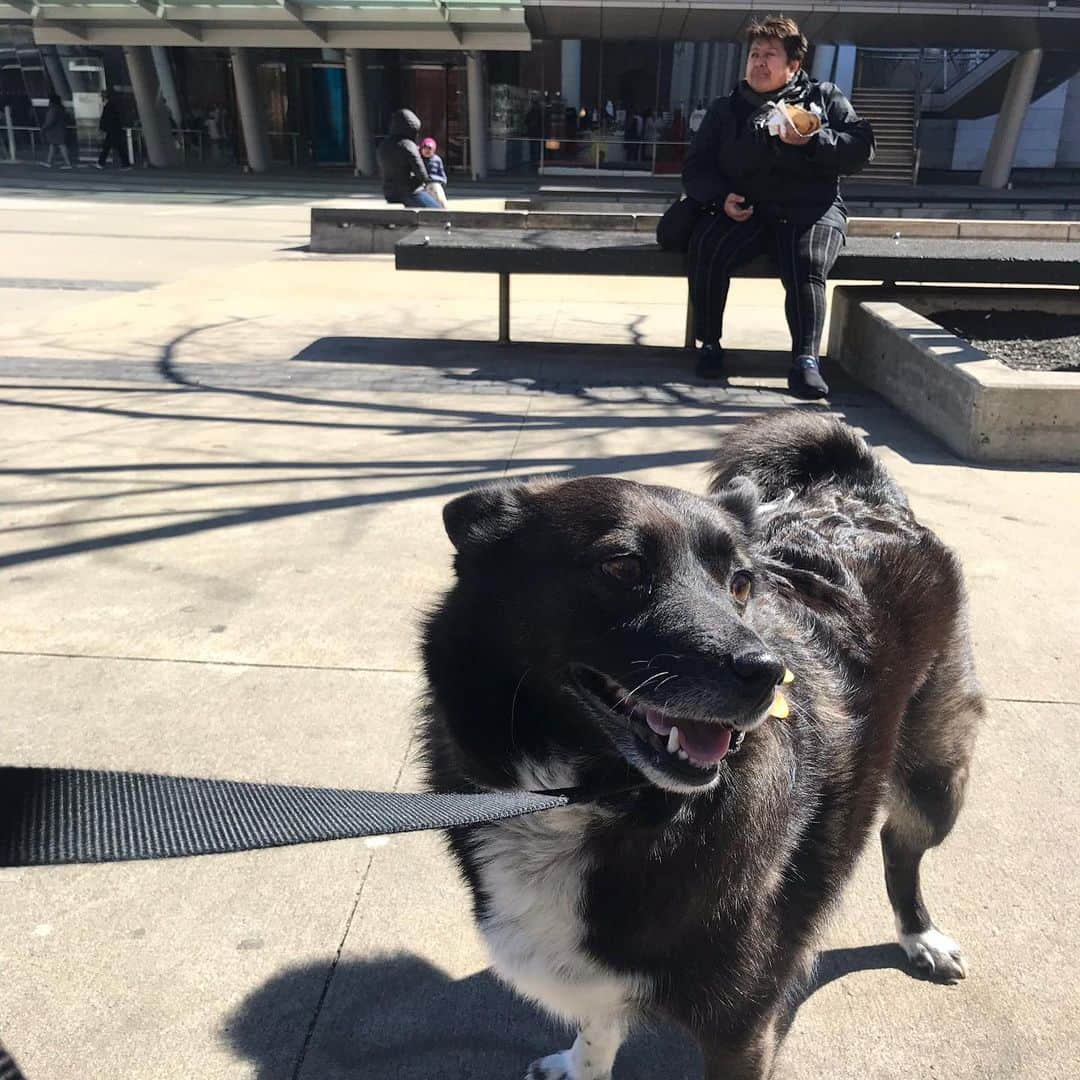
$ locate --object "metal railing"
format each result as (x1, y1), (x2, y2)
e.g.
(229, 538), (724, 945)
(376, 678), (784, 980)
(462, 135), (691, 178)
(1, 110), (302, 169)
(855, 48), (997, 92)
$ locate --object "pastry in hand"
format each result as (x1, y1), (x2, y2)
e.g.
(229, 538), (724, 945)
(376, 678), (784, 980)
(780, 102), (821, 136)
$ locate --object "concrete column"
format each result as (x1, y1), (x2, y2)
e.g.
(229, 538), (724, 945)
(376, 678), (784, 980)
(230, 47), (271, 173)
(669, 41), (695, 113)
(151, 46), (183, 130)
(980, 49), (1044, 188)
(344, 49), (375, 176)
(717, 44), (740, 97)
(701, 44), (718, 103)
(561, 40), (581, 109)
(693, 44), (711, 105)
(42, 47), (71, 100)
(467, 51), (488, 180)
(686, 45), (702, 108)
(123, 46), (175, 167)
(832, 45), (856, 98)
(811, 44), (837, 84)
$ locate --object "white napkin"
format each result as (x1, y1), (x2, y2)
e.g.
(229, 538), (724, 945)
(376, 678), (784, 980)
(765, 101), (823, 137)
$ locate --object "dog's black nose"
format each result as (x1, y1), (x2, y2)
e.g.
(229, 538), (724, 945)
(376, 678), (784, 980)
(731, 650), (785, 691)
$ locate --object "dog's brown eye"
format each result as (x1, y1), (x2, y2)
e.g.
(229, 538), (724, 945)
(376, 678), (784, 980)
(601, 555), (644, 586)
(730, 570), (753, 605)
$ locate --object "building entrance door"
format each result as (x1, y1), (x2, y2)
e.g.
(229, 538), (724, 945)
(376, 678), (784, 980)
(404, 62), (466, 170)
(309, 64), (349, 164)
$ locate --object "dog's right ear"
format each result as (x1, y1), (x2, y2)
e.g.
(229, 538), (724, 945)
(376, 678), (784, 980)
(443, 484), (523, 553)
(711, 476), (761, 535)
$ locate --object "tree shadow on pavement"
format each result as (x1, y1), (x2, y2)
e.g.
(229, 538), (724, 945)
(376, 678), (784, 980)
(292, 336), (869, 401)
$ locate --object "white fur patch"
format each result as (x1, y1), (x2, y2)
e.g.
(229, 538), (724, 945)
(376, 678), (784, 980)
(473, 760), (649, 1028)
(525, 1018), (626, 1080)
(896, 922), (967, 981)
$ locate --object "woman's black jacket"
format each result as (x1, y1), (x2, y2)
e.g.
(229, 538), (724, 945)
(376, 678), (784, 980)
(377, 109), (430, 203)
(682, 76), (875, 229)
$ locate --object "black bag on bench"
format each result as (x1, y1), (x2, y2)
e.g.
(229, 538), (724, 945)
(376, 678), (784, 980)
(656, 196), (715, 253)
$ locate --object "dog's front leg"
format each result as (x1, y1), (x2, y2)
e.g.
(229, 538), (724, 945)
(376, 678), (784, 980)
(526, 1015), (627, 1080)
(700, 1013), (779, 1080)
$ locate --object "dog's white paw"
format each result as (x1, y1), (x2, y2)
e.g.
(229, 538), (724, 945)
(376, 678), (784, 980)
(525, 1051), (574, 1080)
(525, 1049), (611, 1080)
(898, 927), (967, 982)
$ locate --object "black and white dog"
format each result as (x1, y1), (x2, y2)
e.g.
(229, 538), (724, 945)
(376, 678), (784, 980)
(420, 413), (981, 1080)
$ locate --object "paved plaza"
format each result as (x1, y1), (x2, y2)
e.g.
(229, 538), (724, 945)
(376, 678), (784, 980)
(0, 170), (1077, 1079)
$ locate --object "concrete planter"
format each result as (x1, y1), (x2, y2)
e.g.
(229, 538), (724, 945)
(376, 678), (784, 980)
(828, 286), (1080, 464)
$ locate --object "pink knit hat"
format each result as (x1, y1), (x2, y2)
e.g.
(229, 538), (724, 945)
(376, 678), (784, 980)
(420, 137), (437, 150)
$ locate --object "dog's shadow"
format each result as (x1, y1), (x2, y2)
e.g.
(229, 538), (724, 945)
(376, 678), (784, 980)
(226, 944), (911, 1078)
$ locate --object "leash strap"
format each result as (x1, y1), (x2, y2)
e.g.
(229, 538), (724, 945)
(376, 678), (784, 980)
(0, 1046), (25, 1080)
(0, 766), (570, 868)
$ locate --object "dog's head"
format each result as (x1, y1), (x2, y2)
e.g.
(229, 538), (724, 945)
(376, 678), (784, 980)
(435, 475), (788, 796)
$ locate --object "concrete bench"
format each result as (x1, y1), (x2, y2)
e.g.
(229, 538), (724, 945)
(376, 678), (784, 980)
(311, 207), (1080, 256)
(393, 227), (1080, 345)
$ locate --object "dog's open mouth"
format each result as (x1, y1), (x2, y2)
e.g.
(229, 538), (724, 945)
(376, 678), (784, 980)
(572, 667), (748, 786)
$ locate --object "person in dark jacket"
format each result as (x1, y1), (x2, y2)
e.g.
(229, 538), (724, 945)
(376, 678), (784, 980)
(96, 90), (129, 170)
(377, 109), (436, 208)
(683, 15), (874, 396)
(41, 94), (72, 169)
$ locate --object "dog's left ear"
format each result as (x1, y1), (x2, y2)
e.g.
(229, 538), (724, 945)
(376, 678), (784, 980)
(711, 476), (760, 535)
(443, 483), (523, 553)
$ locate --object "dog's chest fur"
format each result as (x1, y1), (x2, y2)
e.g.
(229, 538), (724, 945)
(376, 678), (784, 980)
(468, 777), (648, 1025)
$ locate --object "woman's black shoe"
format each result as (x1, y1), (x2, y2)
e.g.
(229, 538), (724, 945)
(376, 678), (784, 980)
(695, 343), (725, 380)
(788, 356), (830, 399)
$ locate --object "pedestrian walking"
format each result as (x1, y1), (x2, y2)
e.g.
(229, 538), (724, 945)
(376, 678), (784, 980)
(206, 106), (228, 162)
(40, 94), (72, 169)
(96, 90), (130, 170)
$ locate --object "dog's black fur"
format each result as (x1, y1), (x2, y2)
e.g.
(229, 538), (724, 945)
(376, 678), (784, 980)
(420, 413), (982, 1079)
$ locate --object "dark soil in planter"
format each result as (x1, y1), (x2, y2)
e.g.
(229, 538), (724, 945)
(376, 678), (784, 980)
(926, 309), (1080, 373)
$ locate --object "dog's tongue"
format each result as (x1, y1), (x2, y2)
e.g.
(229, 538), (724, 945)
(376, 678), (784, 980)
(677, 719), (733, 765)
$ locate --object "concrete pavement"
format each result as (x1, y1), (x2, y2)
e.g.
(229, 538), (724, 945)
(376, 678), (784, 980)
(0, 177), (1076, 1080)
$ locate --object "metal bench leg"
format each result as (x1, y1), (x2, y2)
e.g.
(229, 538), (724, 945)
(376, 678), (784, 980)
(499, 273), (511, 345)
(684, 287), (695, 350)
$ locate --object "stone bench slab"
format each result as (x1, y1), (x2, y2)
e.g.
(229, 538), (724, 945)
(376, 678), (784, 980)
(394, 229), (1080, 286)
(311, 207), (1080, 254)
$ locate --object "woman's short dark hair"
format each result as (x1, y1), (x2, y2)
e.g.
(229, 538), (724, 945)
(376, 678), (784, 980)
(745, 15), (808, 64)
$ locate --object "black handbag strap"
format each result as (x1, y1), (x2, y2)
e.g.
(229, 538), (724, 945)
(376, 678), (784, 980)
(0, 766), (571, 867)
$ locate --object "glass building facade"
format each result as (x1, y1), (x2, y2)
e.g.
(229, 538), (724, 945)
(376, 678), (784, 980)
(2, 2), (1078, 179)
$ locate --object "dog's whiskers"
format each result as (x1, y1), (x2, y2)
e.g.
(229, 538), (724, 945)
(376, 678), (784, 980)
(651, 674), (680, 694)
(508, 667), (531, 751)
(616, 671), (671, 712)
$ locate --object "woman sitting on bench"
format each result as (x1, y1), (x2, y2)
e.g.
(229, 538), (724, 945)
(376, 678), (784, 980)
(683, 15), (874, 397)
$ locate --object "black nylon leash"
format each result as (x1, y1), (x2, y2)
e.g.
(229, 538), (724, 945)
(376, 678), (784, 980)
(0, 764), (618, 1076)
(0, 765), (573, 867)
(0, 1047), (24, 1080)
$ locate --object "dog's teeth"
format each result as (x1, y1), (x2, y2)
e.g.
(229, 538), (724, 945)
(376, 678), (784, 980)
(667, 726), (680, 754)
(783, 667), (795, 685)
(769, 690), (790, 719)
(677, 749), (689, 761)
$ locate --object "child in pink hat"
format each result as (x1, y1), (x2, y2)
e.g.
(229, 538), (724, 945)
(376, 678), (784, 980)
(420, 137), (449, 208)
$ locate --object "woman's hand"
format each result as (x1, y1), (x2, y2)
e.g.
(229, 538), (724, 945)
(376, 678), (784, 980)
(778, 123), (813, 147)
(723, 193), (754, 222)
